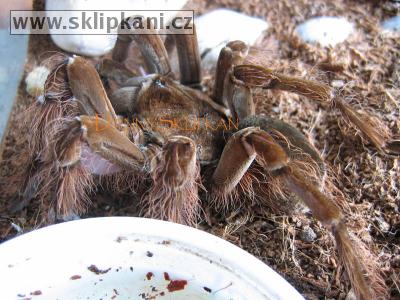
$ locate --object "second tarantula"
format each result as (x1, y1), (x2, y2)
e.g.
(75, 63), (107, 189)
(20, 16), (397, 299)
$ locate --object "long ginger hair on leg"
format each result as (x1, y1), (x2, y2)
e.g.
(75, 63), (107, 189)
(283, 165), (387, 300)
(141, 138), (203, 226)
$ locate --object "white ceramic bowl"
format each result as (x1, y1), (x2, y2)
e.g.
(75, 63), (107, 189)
(0, 217), (304, 300)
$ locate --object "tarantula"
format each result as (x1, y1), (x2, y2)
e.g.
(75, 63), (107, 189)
(18, 16), (397, 299)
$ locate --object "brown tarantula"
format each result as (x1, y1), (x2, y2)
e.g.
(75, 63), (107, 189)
(17, 16), (397, 299)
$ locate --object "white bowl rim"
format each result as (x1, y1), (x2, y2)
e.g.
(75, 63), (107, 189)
(0, 217), (304, 300)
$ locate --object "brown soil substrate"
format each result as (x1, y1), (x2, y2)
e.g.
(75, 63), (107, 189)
(0, 0), (399, 299)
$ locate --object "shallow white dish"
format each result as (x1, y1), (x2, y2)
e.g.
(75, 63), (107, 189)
(0, 217), (304, 300)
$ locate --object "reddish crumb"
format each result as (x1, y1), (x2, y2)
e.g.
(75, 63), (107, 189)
(70, 275), (81, 280)
(163, 272), (170, 281)
(163, 272), (187, 292)
(167, 280), (187, 292)
(30, 290), (42, 296)
(146, 272), (154, 280)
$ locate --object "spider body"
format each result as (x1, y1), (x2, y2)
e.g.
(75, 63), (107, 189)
(128, 74), (227, 163)
(19, 15), (397, 300)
